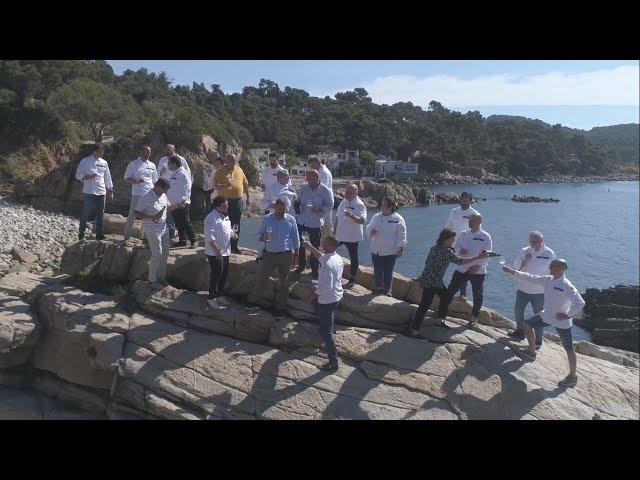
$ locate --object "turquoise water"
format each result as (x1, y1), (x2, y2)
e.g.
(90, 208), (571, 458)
(220, 181), (640, 342)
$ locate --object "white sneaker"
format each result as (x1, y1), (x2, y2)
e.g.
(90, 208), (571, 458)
(207, 298), (223, 310)
(217, 296), (230, 306)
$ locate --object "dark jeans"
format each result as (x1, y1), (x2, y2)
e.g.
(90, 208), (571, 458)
(339, 241), (359, 279)
(228, 198), (243, 251)
(172, 204), (195, 243)
(207, 255), (229, 299)
(411, 286), (449, 330)
(79, 194), (106, 237)
(316, 301), (340, 365)
(371, 253), (396, 293)
(447, 270), (486, 316)
(167, 211), (176, 239)
(297, 225), (321, 274)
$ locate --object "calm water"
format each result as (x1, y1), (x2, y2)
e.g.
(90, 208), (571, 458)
(197, 181), (640, 342)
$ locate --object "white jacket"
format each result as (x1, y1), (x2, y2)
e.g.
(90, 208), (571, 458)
(366, 212), (407, 256)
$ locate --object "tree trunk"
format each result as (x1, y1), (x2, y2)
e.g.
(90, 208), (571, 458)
(91, 124), (104, 143)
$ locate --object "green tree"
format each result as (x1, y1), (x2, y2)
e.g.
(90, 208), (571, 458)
(239, 151), (258, 186)
(47, 78), (140, 142)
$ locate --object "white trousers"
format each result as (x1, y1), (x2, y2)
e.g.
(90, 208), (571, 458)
(146, 230), (169, 282)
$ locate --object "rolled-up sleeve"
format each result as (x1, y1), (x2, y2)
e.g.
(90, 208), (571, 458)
(75, 158), (87, 181)
(397, 217), (408, 248)
(124, 161), (135, 181)
(291, 220), (300, 249)
(104, 164), (113, 189)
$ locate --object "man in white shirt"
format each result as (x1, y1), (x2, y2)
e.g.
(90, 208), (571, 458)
(134, 178), (174, 286)
(509, 231), (556, 342)
(335, 183), (367, 286)
(75, 144), (114, 240)
(123, 146), (158, 240)
(502, 259), (586, 387)
(261, 170), (297, 215)
(444, 192), (480, 299)
(166, 156), (196, 248)
(304, 234), (344, 373)
(308, 157), (334, 238)
(259, 152), (290, 208)
(204, 195), (238, 310)
(157, 144), (191, 239)
(446, 213), (492, 326)
(157, 144), (192, 181)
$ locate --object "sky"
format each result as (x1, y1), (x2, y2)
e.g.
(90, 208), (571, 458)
(107, 60), (639, 130)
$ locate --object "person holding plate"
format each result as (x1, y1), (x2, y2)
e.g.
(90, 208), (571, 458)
(407, 228), (494, 337)
(445, 213), (492, 326)
(124, 146), (158, 240)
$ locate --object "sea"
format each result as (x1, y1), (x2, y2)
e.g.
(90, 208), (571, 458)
(195, 181), (640, 342)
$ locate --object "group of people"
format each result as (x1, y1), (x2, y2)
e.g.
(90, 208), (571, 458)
(76, 145), (586, 384)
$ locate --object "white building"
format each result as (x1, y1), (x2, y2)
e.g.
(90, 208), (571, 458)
(375, 157), (419, 178)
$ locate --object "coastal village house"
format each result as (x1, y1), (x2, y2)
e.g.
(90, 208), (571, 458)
(290, 150), (374, 177)
(375, 156), (419, 178)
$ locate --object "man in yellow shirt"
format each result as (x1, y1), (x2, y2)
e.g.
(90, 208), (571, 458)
(213, 153), (250, 253)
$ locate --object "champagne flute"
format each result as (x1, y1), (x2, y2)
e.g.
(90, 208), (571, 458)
(232, 224), (239, 235)
(301, 231), (310, 244)
(265, 225), (272, 242)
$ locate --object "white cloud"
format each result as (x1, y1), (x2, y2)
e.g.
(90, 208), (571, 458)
(319, 65), (640, 107)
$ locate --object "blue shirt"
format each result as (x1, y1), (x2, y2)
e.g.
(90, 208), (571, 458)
(257, 213), (300, 253)
(296, 183), (333, 228)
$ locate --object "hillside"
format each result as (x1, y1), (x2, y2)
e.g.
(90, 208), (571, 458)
(1, 60), (637, 187)
(585, 124), (639, 163)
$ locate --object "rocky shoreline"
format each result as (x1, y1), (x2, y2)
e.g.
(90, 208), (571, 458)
(392, 171), (639, 187)
(1, 234), (638, 420)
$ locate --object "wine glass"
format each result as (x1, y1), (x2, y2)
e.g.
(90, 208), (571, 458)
(265, 225), (272, 242)
(301, 231), (310, 244)
(232, 224), (239, 235)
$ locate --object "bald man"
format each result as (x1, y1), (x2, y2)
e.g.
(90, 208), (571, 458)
(502, 259), (585, 387)
(335, 183), (367, 286)
(124, 146), (157, 240)
(446, 213), (492, 326)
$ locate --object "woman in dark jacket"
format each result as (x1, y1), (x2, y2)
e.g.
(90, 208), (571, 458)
(407, 228), (491, 338)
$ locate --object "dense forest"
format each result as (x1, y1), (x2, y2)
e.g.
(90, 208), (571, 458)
(1, 60), (637, 183)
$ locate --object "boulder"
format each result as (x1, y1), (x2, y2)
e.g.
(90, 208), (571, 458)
(11, 246), (38, 264)
(0, 295), (41, 368)
(103, 213), (143, 239)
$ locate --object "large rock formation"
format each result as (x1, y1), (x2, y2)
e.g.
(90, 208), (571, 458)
(1, 238), (638, 420)
(13, 132), (242, 219)
(576, 285), (639, 353)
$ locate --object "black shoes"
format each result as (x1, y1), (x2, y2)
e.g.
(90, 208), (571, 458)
(345, 277), (356, 287)
(231, 249), (242, 254)
(78, 233), (85, 241)
(189, 240), (197, 248)
(172, 241), (187, 248)
(321, 362), (339, 373)
(95, 234), (105, 241)
(508, 330), (526, 340)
